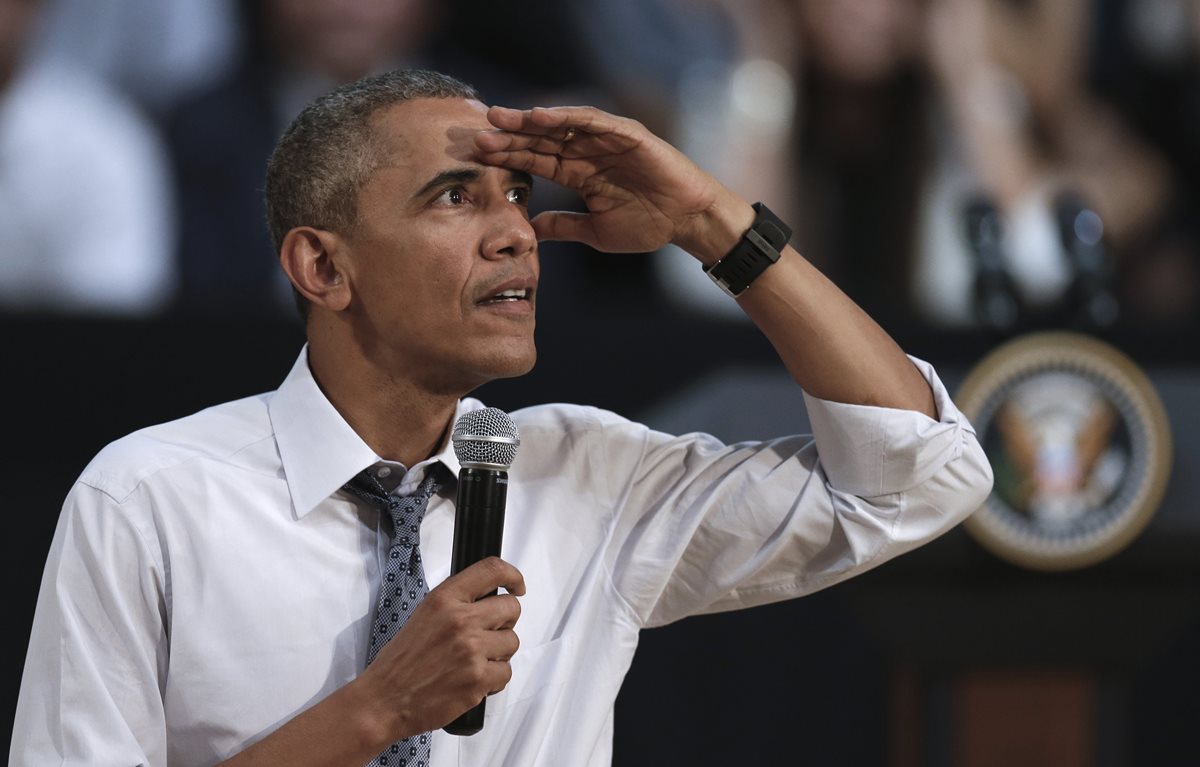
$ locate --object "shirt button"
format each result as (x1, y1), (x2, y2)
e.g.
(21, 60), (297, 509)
(376, 466), (392, 478)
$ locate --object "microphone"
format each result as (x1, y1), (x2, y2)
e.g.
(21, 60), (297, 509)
(962, 196), (1020, 331)
(1054, 191), (1117, 329)
(443, 407), (520, 736)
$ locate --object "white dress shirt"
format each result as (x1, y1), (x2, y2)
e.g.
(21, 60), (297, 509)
(12, 347), (991, 766)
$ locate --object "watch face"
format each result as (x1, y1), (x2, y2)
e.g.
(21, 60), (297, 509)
(955, 332), (1172, 571)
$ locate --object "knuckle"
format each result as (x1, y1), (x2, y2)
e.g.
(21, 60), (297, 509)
(458, 634), (481, 659)
(424, 587), (452, 609)
(467, 658), (490, 688)
(483, 556), (509, 579)
(448, 610), (473, 635)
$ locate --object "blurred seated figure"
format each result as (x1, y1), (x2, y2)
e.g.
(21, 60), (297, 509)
(917, 0), (1188, 330)
(789, 0), (934, 327)
(166, 0), (457, 316)
(656, 0), (1196, 334)
(0, 0), (175, 315)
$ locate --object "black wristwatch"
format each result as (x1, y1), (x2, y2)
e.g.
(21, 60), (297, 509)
(703, 202), (792, 297)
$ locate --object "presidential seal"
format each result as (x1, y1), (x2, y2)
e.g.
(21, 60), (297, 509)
(955, 332), (1172, 571)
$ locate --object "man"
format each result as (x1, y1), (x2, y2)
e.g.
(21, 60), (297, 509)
(12, 69), (991, 766)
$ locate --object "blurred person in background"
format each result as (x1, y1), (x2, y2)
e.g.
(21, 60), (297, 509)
(654, 0), (937, 325)
(28, 0), (238, 115)
(167, 0), (499, 316)
(789, 0), (933, 326)
(0, 0), (176, 315)
(917, 0), (1190, 329)
(656, 0), (1197, 333)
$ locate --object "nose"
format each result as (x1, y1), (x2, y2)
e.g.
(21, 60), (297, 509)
(480, 201), (537, 261)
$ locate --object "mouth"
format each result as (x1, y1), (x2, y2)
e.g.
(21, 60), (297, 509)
(476, 276), (537, 310)
(478, 287), (531, 305)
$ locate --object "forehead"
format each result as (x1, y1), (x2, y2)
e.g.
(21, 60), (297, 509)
(369, 97), (492, 179)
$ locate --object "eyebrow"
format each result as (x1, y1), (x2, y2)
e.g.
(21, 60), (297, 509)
(412, 166), (535, 201)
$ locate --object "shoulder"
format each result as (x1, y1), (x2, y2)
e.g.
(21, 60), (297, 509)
(78, 392), (275, 503)
(507, 402), (666, 450)
(510, 402), (632, 433)
(503, 402), (689, 472)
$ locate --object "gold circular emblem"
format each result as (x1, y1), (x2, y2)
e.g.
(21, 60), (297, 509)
(955, 332), (1172, 571)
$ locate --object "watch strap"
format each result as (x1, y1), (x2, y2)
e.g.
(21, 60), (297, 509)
(704, 202), (792, 297)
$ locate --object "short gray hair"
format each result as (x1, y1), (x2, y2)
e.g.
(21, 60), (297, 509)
(264, 69), (480, 318)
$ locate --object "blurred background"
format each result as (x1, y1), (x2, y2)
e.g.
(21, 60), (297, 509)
(3, 0), (1198, 763)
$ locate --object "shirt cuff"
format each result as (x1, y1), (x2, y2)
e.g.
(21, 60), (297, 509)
(801, 356), (976, 498)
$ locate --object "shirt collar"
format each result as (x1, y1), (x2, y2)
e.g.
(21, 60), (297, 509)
(268, 346), (478, 519)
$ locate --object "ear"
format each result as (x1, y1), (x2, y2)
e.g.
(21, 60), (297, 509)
(279, 227), (352, 313)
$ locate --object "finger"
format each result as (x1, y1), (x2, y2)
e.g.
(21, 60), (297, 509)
(440, 556), (526, 600)
(485, 658), (514, 695)
(487, 105), (570, 134)
(481, 628), (520, 662)
(487, 105), (616, 137)
(475, 130), (568, 157)
(477, 148), (600, 191)
(531, 211), (599, 248)
(470, 592), (522, 630)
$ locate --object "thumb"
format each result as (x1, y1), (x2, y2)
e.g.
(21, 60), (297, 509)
(531, 211), (598, 248)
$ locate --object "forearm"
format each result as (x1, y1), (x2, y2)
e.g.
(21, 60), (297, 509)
(217, 679), (394, 767)
(681, 191), (937, 418)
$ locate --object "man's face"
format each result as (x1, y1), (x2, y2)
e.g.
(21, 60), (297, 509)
(339, 97), (539, 395)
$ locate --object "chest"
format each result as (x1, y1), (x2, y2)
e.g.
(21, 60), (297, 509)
(155, 472), (623, 758)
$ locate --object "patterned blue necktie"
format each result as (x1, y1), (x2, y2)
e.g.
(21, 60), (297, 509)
(343, 465), (448, 767)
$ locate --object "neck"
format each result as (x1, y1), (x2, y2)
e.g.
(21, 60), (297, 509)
(307, 331), (460, 469)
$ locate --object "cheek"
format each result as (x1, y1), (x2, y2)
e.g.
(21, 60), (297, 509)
(355, 228), (475, 324)
(392, 259), (469, 325)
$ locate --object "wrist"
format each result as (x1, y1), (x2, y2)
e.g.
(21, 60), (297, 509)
(674, 190), (756, 267)
(341, 675), (401, 752)
(699, 201), (793, 298)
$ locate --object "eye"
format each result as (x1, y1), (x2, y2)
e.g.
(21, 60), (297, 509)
(506, 186), (531, 206)
(436, 188), (467, 205)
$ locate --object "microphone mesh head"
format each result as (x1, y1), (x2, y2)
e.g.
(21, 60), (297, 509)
(452, 407), (520, 469)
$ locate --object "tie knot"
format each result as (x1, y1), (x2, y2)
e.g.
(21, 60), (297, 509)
(343, 465), (449, 548)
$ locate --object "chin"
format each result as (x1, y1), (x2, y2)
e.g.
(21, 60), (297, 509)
(490, 347), (537, 381)
(458, 341), (536, 390)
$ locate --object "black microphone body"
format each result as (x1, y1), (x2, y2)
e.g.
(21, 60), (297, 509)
(450, 467), (508, 578)
(443, 467), (508, 735)
(443, 408), (519, 736)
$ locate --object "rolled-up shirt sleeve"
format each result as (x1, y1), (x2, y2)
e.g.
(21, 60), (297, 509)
(601, 357), (993, 628)
(11, 482), (170, 766)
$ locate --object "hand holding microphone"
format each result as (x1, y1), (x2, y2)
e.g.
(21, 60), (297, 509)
(358, 408), (522, 743)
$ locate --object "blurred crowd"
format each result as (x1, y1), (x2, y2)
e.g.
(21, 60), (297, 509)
(1, 0), (1197, 333)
